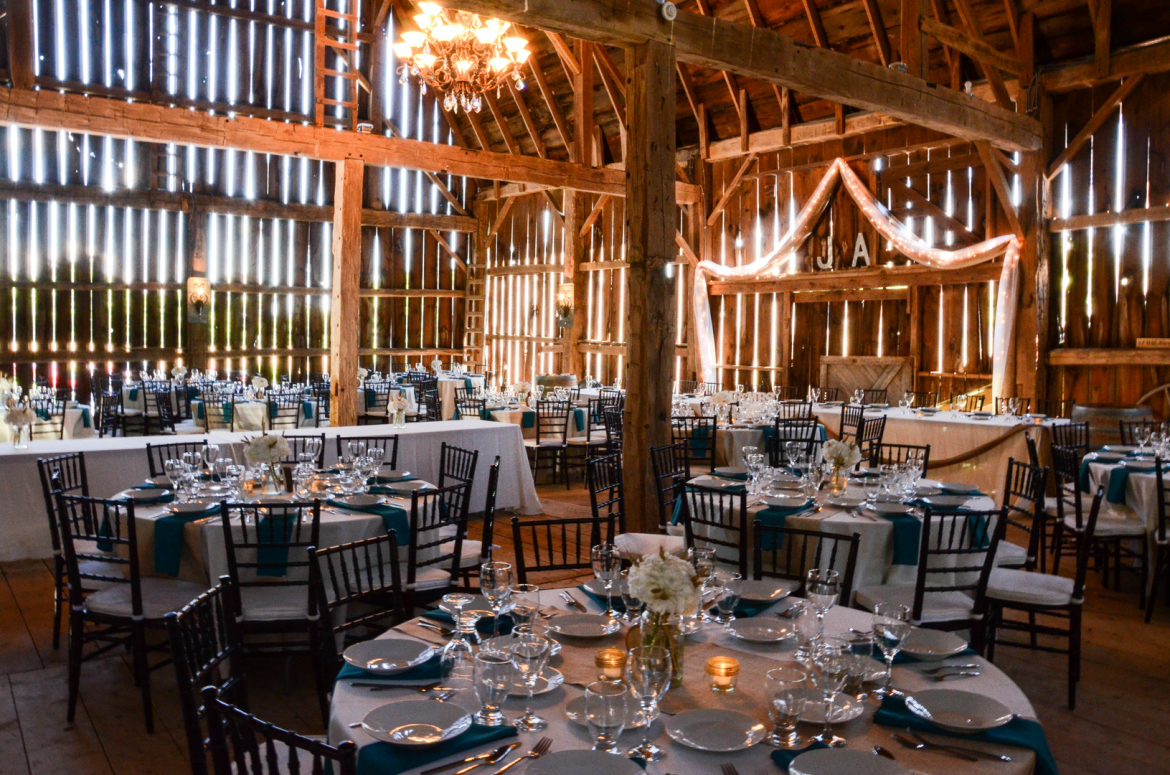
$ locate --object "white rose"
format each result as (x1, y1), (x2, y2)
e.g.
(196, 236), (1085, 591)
(357, 368), (369, 381)
(251, 376), (269, 391)
(171, 366), (187, 378)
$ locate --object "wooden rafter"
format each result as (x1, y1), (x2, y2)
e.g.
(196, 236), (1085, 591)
(976, 140), (1023, 239)
(483, 90), (523, 155)
(740, 0), (787, 111)
(692, 0), (751, 122)
(1046, 74), (1144, 180)
(950, 0), (1014, 109)
(884, 179), (979, 244)
(707, 153), (758, 225)
(545, 32), (582, 79)
(578, 195), (611, 237)
(1043, 35), (1170, 91)
(860, 0), (893, 67)
(921, 17), (1023, 75)
(429, 230), (468, 272)
(507, 81), (548, 159)
(676, 63), (704, 124)
(486, 197), (518, 240)
(526, 53), (571, 152)
(1089, 0), (1112, 78)
(801, 0), (830, 48)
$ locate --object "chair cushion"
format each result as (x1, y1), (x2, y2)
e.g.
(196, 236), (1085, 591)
(614, 532), (686, 558)
(239, 585), (312, 622)
(1063, 514), (1147, 537)
(406, 565), (453, 591)
(986, 568), (1075, 607)
(994, 541), (1030, 568)
(85, 578), (208, 620)
(853, 584), (975, 624)
(524, 439), (567, 448)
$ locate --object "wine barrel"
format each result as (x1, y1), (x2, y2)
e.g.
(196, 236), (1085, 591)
(1069, 404), (1154, 448)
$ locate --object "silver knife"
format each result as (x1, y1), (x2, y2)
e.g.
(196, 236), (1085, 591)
(452, 743), (522, 775)
(419, 743), (519, 775)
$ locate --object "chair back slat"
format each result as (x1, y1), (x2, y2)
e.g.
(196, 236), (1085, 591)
(768, 419), (821, 468)
(220, 501), (322, 592)
(682, 484), (749, 576)
(55, 491), (142, 609)
(510, 515), (614, 583)
(752, 522), (860, 601)
(145, 440), (208, 478)
(909, 506), (1005, 624)
(1002, 458), (1048, 569)
(405, 482), (471, 589)
(671, 416), (716, 473)
(650, 442), (688, 529)
(333, 435), (400, 469)
(1052, 422), (1091, 457)
(869, 442), (930, 476)
(587, 453), (626, 534)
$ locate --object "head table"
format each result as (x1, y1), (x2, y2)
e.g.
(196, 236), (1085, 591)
(0, 419), (540, 563)
(329, 592), (1041, 775)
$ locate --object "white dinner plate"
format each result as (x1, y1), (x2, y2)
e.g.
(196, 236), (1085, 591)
(336, 494), (381, 508)
(715, 466), (749, 477)
(1024, 413), (1048, 420)
(1120, 459), (1156, 472)
(508, 667), (564, 696)
(727, 618), (795, 643)
(342, 640), (434, 674)
(826, 495), (865, 508)
(387, 480), (435, 494)
(790, 748), (906, 775)
(850, 469), (880, 480)
(771, 472), (803, 485)
(564, 695), (648, 729)
(872, 503), (912, 516)
(547, 614), (621, 638)
(763, 494), (810, 509)
(665, 708), (766, 752)
(360, 699), (472, 748)
(937, 482), (983, 495)
(967, 411), (993, 419)
(437, 595), (514, 618)
(919, 495), (974, 509)
(168, 500), (217, 515)
(914, 485), (943, 497)
(122, 489), (171, 503)
(905, 689), (1015, 733)
(900, 628), (969, 661)
(526, 750), (643, 775)
(799, 695), (866, 724)
(737, 578), (800, 602)
(378, 469), (412, 481)
(1102, 445), (1136, 453)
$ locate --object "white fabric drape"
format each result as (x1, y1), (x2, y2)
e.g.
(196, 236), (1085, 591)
(693, 158), (1020, 398)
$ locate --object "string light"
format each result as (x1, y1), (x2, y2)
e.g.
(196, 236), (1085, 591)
(393, 3), (530, 114)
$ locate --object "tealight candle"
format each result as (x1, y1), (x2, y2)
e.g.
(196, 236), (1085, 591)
(706, 656), (739, 692)
(595, 648), (627, 681)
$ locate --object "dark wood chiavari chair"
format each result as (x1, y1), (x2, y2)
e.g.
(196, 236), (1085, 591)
(510, 514), (615, 584)
(525, 399), (570, 487)
(279, 434), (327, 468)
(869, 442), (931, 476)
(357, 380), (392, 425)
(1119, 419), (1161, 445)
(775, 401), (813, 420)
(650, 442), (689, 530)
(402, 483), (471, 610)
(904, 390), (939, 408)
(681, 483), (751, 577)
(994, 396), (1033, 415)
(36, 454), (92, 649)
(671, 416), (717, 475)
(602, 405), (624, 454)
(861, 388), (888, 404)
(1147, 461), (1170, 623)
(28, 396), (67, 439)
(767, 418), (821, 468)
(266, 392), (304, 431)
(949, 393), (986, 412)
(588, 453), (684, 558)
(333, 434), (400, 470)
(995, 458), (1048, 571)
(753, 521), (860, 601)
(1051, 421), (1091, 458)
(461, 456), (501, 588)
(144, 439), (208, 478)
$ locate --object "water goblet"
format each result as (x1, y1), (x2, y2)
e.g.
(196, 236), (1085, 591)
(619, 570), (645, 623)
(472, 650), (512, 726)
(862, 476), (881, 509)
(346, 440), (366, 465)
(439, 611), (481, 685)
(764, 666), (808, 749)
(741, 445), (759, 465)
(872, 602), (911, 699)
(302, 436), (322, 467)
(202, 444), (220, 474)
(511, 584), (540, 629)
(583, 681), (628, 754)
(509, 630), (551, 731)
(712, 571), (742, 627)
(810, 638), (850, 748)
(791, 601), (819, 663)
(625, 645), (672, 761)
(806, 569), (840, 639)
(368, 446), (385, 469)
(1137, 425), (1152, 454)
(164, 459), (185, 500)
(590, 543), (622, 620)
(480, 562), (514, 639)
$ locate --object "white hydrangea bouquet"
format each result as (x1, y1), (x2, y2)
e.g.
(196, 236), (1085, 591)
(357, 367), (369, 383)
(513, 381), (531, 400)
(4, 395), (37, 448)
(823, 438), (861, 470)
(243, 433), (292, 492)
(626, 551), (701, 687)
(171, 366), (188, 380)
(251, 375), (269, 397)
(388, 391), (411, 418)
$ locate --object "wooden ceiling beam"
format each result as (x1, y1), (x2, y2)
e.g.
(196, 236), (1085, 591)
(507, 81), (548, 159)
(801, 0), (831, 48)
(976, 140), (1023, 238)
(526, 53), (572, 152)
(920, 17), (1023, 76)
(1090, 0), (1112, 79)
(692, 0), (752, 123)
(950, 0), (1015, 109)
(545, 32), (582, 79)
(739, 0), (787, 112)
(1041, 35), (1170, 91)
(677, 63), (703, 124)
(860, 0), (894, 67)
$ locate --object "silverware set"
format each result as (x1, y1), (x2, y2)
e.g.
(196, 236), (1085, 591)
(414, 619), (454, 637)
(917, 662), (982, 680)
(348, 680), (452, 693)
(491, 737), (552, 774)
(559, 591), (588, 612)
(419, 742), (522, 775)
(892, 728), (1012, 762)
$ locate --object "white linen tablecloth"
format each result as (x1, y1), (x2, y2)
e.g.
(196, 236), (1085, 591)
(0, 404), (95, 442)
(328, 596), (1038, 775)
(0, 419), (539, 562)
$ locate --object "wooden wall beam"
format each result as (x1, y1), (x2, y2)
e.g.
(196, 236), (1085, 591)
(624, 39), (677, 533)
(507, 81), (548, 159)
(1045, 74), (1143, 181)
(707, 154), (758, 225)
(707, 261), (1004, 295)
(329, 159), (364, 428)
(920, 17), (1023, 76)
(976, 140), (1024, 239)
(900, 0), (928, 80)
(432, 0), (1041, 151)
(7, 0), (35, 90)
(526, 54), (571, 152)
(1041, 36), (1170, 91)
(1090, 0), (1112, 79)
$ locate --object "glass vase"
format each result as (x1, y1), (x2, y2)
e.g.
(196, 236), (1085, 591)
(831, 465), (847, 494)
(266, 463), (284, 494)
(626, 610), (685, 688)
(13, 425), (29, 450)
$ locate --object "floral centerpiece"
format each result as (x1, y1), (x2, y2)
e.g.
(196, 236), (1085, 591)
(251, 375), (269, 397)
(512, 381), (531, 401)
(822, 438), (861, 493)
(357, 367), (369, 384)
(243, 433), (292, 492)
(4, 396), (37, 449)
(171, 366), (188, 381)
(625, 550), (701, 688)
(388, 392), (411, 427)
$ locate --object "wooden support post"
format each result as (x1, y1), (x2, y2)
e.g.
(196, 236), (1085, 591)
(1091, 0), (1111, 79)
(1013, 89), (1052, 403)
(186, 206), (209, 371)
(900, 0), (928, 79)
(329, 158), (364, 428)
(780, 87), (792, 147)
(909, 286), (923, 390)
(6, 0), (34, 90)
(777, 290), (792, 386)
(624, 39), (677, 534)
(564, 191), (588, 380)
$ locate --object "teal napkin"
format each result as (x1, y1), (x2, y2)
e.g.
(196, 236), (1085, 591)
(1078, 456), (1096, 492)
(718, 471), (749, 481)
(423, 609), (514, 637)
(576, 585), (770, 619)
(939, 483), (983, 495)
(155, 505), (221, 576)
(371, 473), (416, 485)
(302, 400), (314, 419)
(222, 402), (233, 424)
(335, 652), (444, 684)
(365, 390), (379, 409)
(521, 411), (535, 429)
(756, 502), (813, 550)
(874, 696), (1057, 775)
(689, 425), (714, 457)
(1102, 464), (1165, 504)
(770, 741), (829, 770)
(195, 401), (205, 420)
(880, 511), (922, 566)
(326, 498), (410, 544)
(356, 724), (518, 775)
(79, 407), (90, 428)
(255, 514), (297, 577)
(125, 491), (175, 506)
(572, 408), (585, 431)
(128, 387), (139, 401)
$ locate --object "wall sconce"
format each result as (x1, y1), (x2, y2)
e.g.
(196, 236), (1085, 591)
(555, 281), (575, 329)
(187, 276), (211, 320)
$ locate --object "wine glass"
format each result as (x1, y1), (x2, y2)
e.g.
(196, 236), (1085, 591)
(806, 569), (840, 639)
(863, 475), (881, 509)
(163, 458), (183, 492)
(202, 444), (220, 474)
(480, 562), (514, 639)
(625, 645), (672, 761)
(472, 649), (512, 726)
(1136, 425), (1152, 454)
(618, 569), (645, 623)
(303, 436), (322, 467)
(712, 571), (742, 627)
(810, 638), (850, 748)
(509, 630), (551, 731)
(511, 584), (540, 629)
(791, 600), (819, 663)
(765, 666), (808, 748)
(346, 440), (366, 465)
(439, 611), (481, 685)
(591, 543), (622, 620)
(872, 602), (912, 699)
(583, 681), (628, 754)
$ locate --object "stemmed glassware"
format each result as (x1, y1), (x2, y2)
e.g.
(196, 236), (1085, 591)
(202, 444), (220, 475)
(872, 602), (912, 699)
(509, 629), (551, 731)
(806, 569), (840, 639)
(625, 645), (672, 761)
(1136, 425), (1152, 454)
(583, 681), (628, 753)
(712, 571), (742, 627)
(439, 611), (481, 684)
(346, 440), (366, 466)
(302, 437), (322, 468)
(791, 600), (819, 663)
(590, 543), (622, 620)
(480, 562), (514, 639)
(618, 569), (645, 623)
(765, 666), (809, 748)
(472, 650), (512, 726)
(511, 584), (541, 629)
(809, 638), (850, 748)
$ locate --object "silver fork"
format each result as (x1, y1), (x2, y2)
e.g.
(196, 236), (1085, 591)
(720, 764), (742, 775)
(430, 690), (457, 702)
(491, 737), (552, 774)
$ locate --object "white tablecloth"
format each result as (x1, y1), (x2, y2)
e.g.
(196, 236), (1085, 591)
(0, 404), (95, 442)
(328, 596), (1038, 775)
(488, 406), (590, 441)
(438, 376), (486, 420)
(0, 419), (540, 562)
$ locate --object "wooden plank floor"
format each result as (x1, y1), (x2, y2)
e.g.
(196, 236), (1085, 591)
(0, 482), (1166, 775)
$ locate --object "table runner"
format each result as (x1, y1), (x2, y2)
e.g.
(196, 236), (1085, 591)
(326, 499), (410, 544)
(154, 504), (221, 576)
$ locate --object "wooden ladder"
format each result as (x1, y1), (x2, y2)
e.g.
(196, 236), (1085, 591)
(463, 262), (487, 372)
(314, 0), (361, 129)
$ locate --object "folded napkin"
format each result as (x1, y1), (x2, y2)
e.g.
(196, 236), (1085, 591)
(126, 491), (176, 506)
(335, 651), (444, 684)
(770, 741), (829, 770)
(255, 514), (300, 577)
(877, 510), (922, 566)
(155, 504), (222, 576)
(422, 609), (514, 637)
(301, 400), (314, 420)
(874, 695), (1057, 775)
(939, 483), (983, 495)
(356, 723), (518, 775)
(326, 498), (410, 544)
(755, 502), (813, 550)
(1078, 456), (1095, 493)
(79, 407), (91, 428)
(371, 473), (416, 484)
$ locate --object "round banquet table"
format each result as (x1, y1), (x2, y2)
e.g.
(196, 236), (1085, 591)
(682, 476), (997, 591)
(328, 594), (1040, 775)
(0, 403), (95, 441)
(438, 376), (487, 421)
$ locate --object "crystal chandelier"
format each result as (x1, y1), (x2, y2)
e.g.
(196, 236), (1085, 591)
(393, 3), (530, 114)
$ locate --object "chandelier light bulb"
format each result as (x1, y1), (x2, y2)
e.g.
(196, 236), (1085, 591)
(393, 42), (414, 59)
(474, 26), (497, 44)
(503, 36), (527, 53)
(413, 13), (433, 28)
(418, 1), (442, 14)
(402, 30), (425, 47)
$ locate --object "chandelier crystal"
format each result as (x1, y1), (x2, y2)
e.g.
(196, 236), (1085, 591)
(393, 3), (530, 114)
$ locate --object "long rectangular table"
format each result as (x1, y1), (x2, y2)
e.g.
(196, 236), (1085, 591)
(0, 419), (540, 563)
